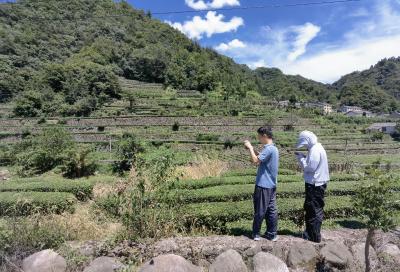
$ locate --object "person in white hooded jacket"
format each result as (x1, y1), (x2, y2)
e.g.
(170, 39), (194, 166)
(295, 131), (329, 243)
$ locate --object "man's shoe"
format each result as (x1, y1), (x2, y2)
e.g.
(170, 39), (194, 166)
(302, 231), (309, 241)
(266, 234), (278, 242)
(253, 235), (261, 241)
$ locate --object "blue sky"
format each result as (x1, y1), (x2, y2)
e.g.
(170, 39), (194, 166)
(129, 0), (400, 83)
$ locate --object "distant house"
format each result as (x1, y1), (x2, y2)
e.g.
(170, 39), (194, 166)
(339, 105), (363, 113)
(345, 111), (374, 117)
(340, 105), (374, 117)
(278, 100), (289, 108)
(366, 123), (397, 134)
(345, 111), (363, 117)
(304, 102), (333, 115)
(277, 100), (301, 109)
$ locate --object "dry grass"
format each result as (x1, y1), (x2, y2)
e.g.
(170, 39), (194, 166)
(176, 156), (228, 180)
(45, 202), (123, 241)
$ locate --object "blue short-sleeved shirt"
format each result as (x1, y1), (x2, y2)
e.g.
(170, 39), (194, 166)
(256, 144), (279, 188)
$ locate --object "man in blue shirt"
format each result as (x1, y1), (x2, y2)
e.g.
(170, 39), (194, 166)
(244, 127), (279, 241)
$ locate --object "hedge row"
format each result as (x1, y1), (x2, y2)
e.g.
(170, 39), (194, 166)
(174, 180), (371, 203)
(0, 180), (94, 201)
(223, 168), (297, 177)
(181, 194), (400, 229)
(174, 173), (362, 190)
(0, 192), (77, 216)
(181, 196), (354, 229)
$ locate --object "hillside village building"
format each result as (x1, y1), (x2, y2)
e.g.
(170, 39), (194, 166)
(304, 102), (333, 115)
(366, 123), (397, 134)
(339, 105), (363, 113)
(339, 105), (374, 117)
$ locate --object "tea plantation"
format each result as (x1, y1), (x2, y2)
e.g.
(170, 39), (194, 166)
(0, 78), (399, 235)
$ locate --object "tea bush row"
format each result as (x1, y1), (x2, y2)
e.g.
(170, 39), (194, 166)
(0, 192), (77, 216)
(0, 180), (94, 201)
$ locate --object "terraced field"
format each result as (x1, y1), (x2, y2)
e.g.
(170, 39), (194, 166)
(0, 175), (114, 216)
(175, 170), (400, 234)
(0, 79), (399, 234)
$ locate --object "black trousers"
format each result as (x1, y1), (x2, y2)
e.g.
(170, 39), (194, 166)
(252, 186), (278, 236)
(304, 183), (327, 243)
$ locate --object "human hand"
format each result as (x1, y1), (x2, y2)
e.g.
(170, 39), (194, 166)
(295, 151), (305, 158)
(244, 140), (253, 150)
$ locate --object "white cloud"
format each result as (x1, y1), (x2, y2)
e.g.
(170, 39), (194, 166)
(220, 0), (400, 83)
(185, 0), (240, 10)
(215, 39), (246, 51)
(166, 11), (243, 39)
(348, 7), (369, 17)
(287, 23), (320, 61)
(283, 35), (400, 82)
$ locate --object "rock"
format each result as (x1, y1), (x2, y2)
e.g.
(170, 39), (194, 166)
(67, 240), (104, 257)
(321, 242), (353, 269)
(244, 245), (262, 257)
(83, 256), (125, 272)
(22, 249), (67, 272)
(253, 252), (289, 272)
(139, 254), (202, 272)
(351, 242), (377, 271)
(380, 243), (400, 263)
(287, 242), (318, 268)
(209, 249), (247, 272)
(0, 170), (10, 181)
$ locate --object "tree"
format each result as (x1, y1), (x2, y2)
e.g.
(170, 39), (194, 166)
(61, 145), (97, 178)
(352, 170), (396, 272)
(113, 132), (145, 174)
(12, 127), (74, 175)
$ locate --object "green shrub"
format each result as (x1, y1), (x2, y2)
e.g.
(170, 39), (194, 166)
(182, 193), (400, 230)
(196, 133), (220, 142)
(182, 196), (355, 229)
(0, 215), (70, 257)
(113, 132), (145, 174)
(172, 121), (180, 131)
(61, 145), (97, 178)
(0, 192), (77, 216)
(12, 127), (74, 176)
(172, 180), (380, 203)
(0, 180), (94, 201)
(174, 174), (363, 190)
(223, 168), (297, 177)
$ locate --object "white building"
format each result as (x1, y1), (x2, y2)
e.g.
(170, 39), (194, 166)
(305, 102), (333, 115)
(339, 105), (363, 113)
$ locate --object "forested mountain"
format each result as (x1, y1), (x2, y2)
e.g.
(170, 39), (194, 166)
(333, 57), (400, 112)
(0, 0), (398, 116)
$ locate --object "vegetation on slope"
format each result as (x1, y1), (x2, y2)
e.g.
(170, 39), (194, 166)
(0, 0), (335, 118)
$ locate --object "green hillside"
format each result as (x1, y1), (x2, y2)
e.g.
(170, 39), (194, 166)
(333, 57), (400, 112)
(0, 0), (399, 116)
(0, 0), (333, 117)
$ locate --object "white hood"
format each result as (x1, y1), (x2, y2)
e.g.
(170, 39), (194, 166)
(296, 131), (318, 149)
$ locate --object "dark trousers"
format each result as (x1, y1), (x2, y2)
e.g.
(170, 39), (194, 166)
(252, 186), (278, 236)
(304, 183), (327, 243)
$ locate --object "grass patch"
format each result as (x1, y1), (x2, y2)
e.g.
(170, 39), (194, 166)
(0, 192), (76, 216)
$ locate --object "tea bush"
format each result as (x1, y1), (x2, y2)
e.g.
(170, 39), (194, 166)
(0, 180), (94, 201)
(0, 192), (76, 216)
